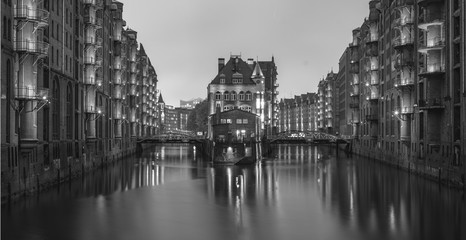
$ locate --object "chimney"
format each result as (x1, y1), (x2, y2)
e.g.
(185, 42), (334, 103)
(218, 58), (225, 73)
(247, 58), (254, 67)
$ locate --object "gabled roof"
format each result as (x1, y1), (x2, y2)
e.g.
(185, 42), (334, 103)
(210, 57), (256, 85)
(209, 108), (258, 117)
(158, 93), (165, 104)
(251, 62), (264, 79)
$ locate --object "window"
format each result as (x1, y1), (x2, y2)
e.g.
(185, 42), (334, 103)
(2, 17), (6, 39)
(243, 119), (248, 124)
(66, 84), (72, 139)
(239, 91), (245, 101)
(52, 78), (60, 140)
(224, 91), (229, 101)
(231, 91), (237, 101)
(7, 18), (11, 40)
(236, 119), (242, 124)
(245, 92), (252, 101)
(221, 119), (226, 124)
(220, 75), (225, 84)
(215, 92), (221, 100)
(226, 119), (232, 124)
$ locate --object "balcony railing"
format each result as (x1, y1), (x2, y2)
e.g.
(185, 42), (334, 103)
(349, 103), (359, 109)
(418, 98), (444, 110)
(14, 6), (49, 25)
(393, 36), (414, 48)
(399, 107), (414, 114)
(418, 11), (445, 28)
(84, 15), (96, 25)
(365, 114), (378, 121)
(84, 37), (95, 45)
(84, 57), (95, 65)
(366, 92), (379, 101)
(84, 105), (102, 114)
(394, 76), (415, 88)
(365, 32), (379, 43)
(84, 77), (95, 85)
(419, 36), (445, 52)
(14, 41), (49, 55)
(419, 63), (445, 76)
(15, 87), (49, 100)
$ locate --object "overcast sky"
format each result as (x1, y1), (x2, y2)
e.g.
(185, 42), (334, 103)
(119, 0), (370, 106)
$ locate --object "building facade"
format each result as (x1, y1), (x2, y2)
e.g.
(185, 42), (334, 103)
(207, 55), (278, 138)
(1, 0), (161, 201)
(331, 0), (466, 183)
(180, 97), (203, 109)
(278, 93), (318, 133)
(317, 72), (338, 134)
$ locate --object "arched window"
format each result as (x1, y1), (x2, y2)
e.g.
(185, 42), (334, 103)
(231, 91), (237, 101)
(223, 91), (229, 101)
(239, 91), (245, 101)
(97, 96), (103, 139)
(52, 77), (60, 140)
(7, 18), (11, 40)
(245, 91), (252, 101)
(6, 60), (11, 141)
(2, 17), (6, 39)
(66, 83), (72, 139)
(215, 91), (221, 100)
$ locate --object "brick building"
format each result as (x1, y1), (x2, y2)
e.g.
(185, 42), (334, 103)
(278, 93), (318, 133)
(207, 55), (278, 138)
(1, 0), (160, 200)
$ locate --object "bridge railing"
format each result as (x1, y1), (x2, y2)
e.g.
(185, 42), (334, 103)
(269, 131), (346, 143)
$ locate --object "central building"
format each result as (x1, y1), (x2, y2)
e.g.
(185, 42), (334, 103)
(207, 54), (278, 138)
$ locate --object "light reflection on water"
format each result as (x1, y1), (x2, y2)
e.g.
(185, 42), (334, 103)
(2, 144), (465, 240)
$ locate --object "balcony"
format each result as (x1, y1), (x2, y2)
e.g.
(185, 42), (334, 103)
(418, 12), (445, 30)
(84, 105), (102, 114)
(365, 32), (379, 44)
(129, 85), (137, 96)
(398, 107), (414, 114)
(84, 37), (95, 45)
(84, 15), (96, 25)
(394, 58), (415, 69)
(95, 37), (103, 47)
(393, 36), (414, 49)
(418, 37), (445, 53)
(365, 114), (378, 121)
(418, 0), (444, 7)
(394, 76), (415, 88)
(418, 98), (444, 110)
(84, 57), (95, 65)
(368, 72), (379, 85)
(14, 41), (49, 55)
(349, 62), (359, 74)
(349, 103), (359, 109)
(419, 63), (445, 76)
(84, 77), (95, 85)
(349, 42), (359, 49)
(14, 6), (49, 26)
(130, 62), (137, 73)
(113, 111), (123, 120)
(15, 87), (49, 101)
(366, 92), (379, 101)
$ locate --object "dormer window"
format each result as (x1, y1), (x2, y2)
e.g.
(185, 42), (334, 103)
(232, 72), (243, 84)
(220, 74), (226, 84)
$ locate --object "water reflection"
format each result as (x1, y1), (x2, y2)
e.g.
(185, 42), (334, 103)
(2, 144), (465, 240)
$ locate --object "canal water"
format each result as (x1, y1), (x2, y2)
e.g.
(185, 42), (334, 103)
(2, 144), (465, 240)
